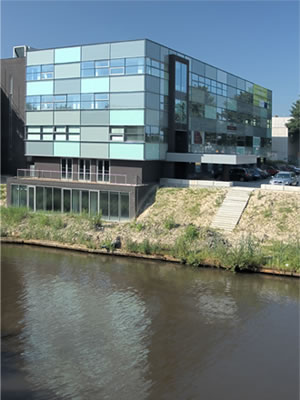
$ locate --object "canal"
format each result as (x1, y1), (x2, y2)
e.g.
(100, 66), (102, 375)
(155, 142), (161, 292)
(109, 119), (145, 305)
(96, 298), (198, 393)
(1, 244), (299, 400)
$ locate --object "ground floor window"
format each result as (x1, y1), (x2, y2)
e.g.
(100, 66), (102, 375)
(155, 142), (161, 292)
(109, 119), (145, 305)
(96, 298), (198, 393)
(10, 184), (130, 221)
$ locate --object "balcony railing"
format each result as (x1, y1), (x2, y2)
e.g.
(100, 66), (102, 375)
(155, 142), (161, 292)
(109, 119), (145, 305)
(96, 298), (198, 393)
(17, 169), (128, 184)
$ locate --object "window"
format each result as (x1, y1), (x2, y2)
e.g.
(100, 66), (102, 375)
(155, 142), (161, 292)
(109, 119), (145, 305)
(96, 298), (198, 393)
(26, 96), (41, 111)
(67, 94), (80, 110)
(95, 93), (109, 109)
(110, 67), (124, 75)
(79, 159), (91, 181)
(61, 159), (72, 179)
(110, 59), (125, 67)
(26, 64), (53, 81)
(175, 99), (187, 123)
(97, 160), (109, 182)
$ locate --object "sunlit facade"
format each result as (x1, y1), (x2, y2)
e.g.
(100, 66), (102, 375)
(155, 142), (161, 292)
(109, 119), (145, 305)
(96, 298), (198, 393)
(8, 39), (272, 218)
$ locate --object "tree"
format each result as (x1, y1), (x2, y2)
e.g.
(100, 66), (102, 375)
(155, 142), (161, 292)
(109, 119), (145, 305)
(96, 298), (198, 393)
(286, 99), (300, 138)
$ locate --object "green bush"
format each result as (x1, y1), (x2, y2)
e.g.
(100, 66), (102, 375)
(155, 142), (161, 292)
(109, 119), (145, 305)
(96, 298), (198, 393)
(164, 215), (177, 230)
(265, 241), (300, 270)
(90, 211), (102, 230)
(184, 224), (199, 241)
(222, 236), (266, 271)
(130, 220), (144, 232)
(1, 206), (28, 225)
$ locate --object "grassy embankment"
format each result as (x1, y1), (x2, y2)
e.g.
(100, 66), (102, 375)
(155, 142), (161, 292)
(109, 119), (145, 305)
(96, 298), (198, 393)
(1, 186), (300, 272)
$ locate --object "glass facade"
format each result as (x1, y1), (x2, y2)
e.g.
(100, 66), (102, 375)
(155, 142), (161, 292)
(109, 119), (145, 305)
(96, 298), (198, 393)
(24, 38), (271, 176)
(10, 184), (130, 221)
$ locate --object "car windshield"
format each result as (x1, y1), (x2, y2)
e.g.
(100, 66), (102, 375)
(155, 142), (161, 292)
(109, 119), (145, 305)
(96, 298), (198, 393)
(275, 173), (290, 179)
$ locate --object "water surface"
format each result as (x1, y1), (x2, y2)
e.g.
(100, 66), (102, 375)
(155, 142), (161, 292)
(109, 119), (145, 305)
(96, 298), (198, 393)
(2, 244), (299, 400)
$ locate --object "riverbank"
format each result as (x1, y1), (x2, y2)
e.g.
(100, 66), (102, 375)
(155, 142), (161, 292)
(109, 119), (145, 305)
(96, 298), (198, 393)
(1, 237), (299, 277)
(1, 187), (300, 276)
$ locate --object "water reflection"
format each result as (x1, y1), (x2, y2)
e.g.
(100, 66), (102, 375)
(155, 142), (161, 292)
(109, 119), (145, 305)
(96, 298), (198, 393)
(20, 268), (152, 399)
(1, 245), (299, 400)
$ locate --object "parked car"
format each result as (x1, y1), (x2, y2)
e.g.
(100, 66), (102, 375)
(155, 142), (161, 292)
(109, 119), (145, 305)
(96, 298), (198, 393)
(256, 167), (269, 179)
(248, 168), (261, 180)
(270, 171), (298, 186)
(261, 165), (278, 176)
(288, 165), (300, 175)
(229, 167), (253, 182)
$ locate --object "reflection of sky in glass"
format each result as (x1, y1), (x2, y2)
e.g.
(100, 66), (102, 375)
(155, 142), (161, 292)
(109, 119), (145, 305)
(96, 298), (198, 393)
(20, 272), (152, 400)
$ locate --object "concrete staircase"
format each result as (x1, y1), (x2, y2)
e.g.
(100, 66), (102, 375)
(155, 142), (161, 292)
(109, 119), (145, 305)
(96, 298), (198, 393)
(211, 188), (253, 232)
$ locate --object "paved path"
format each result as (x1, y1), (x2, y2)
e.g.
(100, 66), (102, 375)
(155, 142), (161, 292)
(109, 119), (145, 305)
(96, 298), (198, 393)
(211, 187), (253, 232)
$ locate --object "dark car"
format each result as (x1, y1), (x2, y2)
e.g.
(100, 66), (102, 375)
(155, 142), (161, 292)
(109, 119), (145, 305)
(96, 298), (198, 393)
(229, 167), (253, 182)
(248, 168), (261, 180)
(256, 167), (269, 179)
(261, 165), (278, 176)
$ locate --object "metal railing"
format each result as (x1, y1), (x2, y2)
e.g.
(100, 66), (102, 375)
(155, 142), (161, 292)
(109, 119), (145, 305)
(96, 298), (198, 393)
(17, 169), (128, 184)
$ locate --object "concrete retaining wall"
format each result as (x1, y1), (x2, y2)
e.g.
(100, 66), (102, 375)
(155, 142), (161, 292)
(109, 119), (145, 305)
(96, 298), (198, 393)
(260, 184), (300, 192)
(160, 178), (233, 188)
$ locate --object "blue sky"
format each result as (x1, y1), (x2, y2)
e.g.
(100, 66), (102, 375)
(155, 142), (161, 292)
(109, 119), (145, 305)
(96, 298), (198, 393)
(1, 1), (299, 115)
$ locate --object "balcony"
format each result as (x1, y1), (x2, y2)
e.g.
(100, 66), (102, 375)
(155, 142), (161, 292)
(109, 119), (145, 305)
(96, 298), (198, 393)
(17, 169), (131, 185)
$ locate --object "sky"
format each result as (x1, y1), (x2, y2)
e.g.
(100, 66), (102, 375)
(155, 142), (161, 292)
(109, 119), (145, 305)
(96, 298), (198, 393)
(1, 0), (299, 116)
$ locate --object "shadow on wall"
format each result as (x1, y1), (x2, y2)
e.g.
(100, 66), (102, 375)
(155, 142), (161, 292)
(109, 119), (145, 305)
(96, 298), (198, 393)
(1, 88), (27, 176)
(136, 184), (158, 217)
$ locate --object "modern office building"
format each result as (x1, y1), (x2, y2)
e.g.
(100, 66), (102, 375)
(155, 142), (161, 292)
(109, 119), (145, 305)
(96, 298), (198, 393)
(7, 39), (272, 219)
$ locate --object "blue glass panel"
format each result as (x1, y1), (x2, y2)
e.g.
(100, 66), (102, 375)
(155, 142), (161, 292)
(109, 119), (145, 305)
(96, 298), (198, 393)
(110, 58), (125, 67)
(125, 57), (144, 66)
(95, 60), (109, 67)
(95, 68), (109, 76)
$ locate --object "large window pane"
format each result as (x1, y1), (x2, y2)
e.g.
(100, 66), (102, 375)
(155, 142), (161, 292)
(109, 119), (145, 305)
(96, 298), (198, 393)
(19, 185), (27, 207)
(53, 188), (61, 212)
(175, 99), (187, 123)
(45, 187), (53, 211)
(90, 191), (98, 215)
(63, 189), (71, 213)
(100, 191), (108, 218)
(109, 192), (119, 220)
(81, 191), (89, 214)
(36, 187), (44, 211)
(29, 187), (34, 210)
(72, 190), (80, 213)
(120, 193), (129, 219)
(11, 185), (19, 207)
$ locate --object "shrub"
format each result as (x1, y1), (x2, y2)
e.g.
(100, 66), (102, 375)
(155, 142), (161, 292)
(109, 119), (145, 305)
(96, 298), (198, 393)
(184, 224), (199, 241)
(265, 241), (300, 270)
(130, 220), (144, 232)
(90, 211), (102, 230)
(223, 236), (266, 271)
(164, 215), (177, 230)
(1, 206), (28, 225)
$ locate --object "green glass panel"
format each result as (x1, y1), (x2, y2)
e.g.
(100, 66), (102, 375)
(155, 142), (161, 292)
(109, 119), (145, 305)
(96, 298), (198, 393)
(36, 187), (44, 210)
(53, 188), (61, 212)
(29, 187), (34, 210)
(19, 186), (27, 207)
(110, 192), (119, 220)
(81, 191), (89, 214)
(72, 190), (80, 213)
(90, 191), (98, 215)
(100, 191), (108, 218)
(63, 189), (71, 213)
(120, 193), (129, 219)
(11, 185), (19, 207)
(45, 187), (53, 211)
